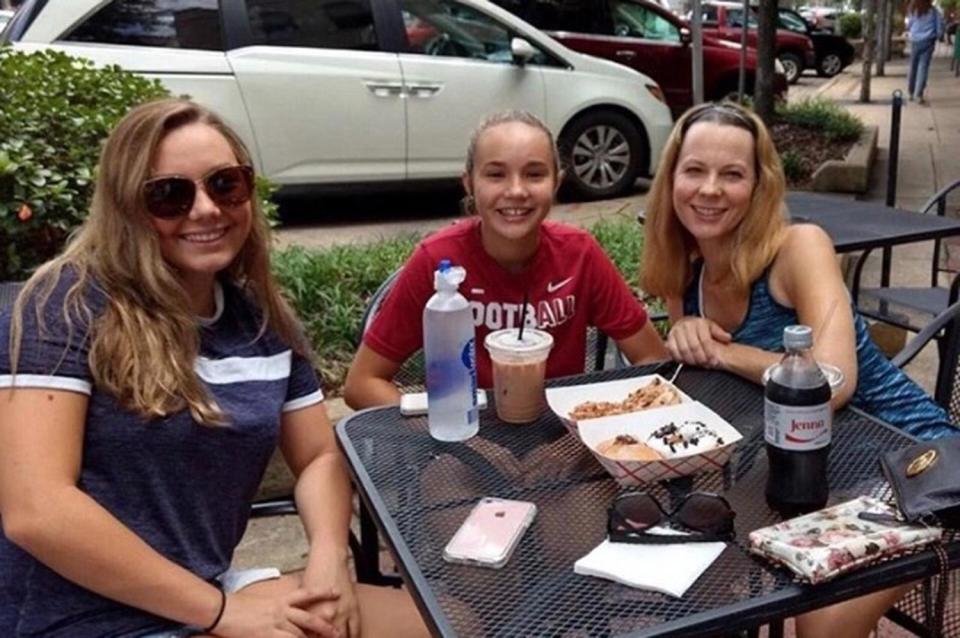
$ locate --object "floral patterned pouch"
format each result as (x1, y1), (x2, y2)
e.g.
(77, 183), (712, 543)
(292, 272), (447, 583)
(747, 496), (942, 584)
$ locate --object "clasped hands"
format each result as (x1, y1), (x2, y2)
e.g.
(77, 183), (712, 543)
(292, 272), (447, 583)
(666, 316), (733, 370)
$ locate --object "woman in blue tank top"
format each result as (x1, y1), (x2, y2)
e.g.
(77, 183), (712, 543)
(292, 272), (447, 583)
(641, 102), (956, 638)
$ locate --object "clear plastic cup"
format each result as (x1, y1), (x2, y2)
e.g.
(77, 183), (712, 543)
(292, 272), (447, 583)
(484, 328), (554, 424)
(763, 362), (845, 396)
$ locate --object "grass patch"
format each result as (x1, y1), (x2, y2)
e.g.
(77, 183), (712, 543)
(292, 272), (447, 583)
(776, 98), (864, 142)
(274, 216), (658, 392)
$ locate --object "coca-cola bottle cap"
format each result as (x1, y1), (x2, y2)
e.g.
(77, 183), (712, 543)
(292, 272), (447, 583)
(783, 325), (813, 350)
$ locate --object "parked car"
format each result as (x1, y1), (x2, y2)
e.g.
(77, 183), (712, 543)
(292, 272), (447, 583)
(799, 6), (839, 33)
(494, 0), (788, 118)
(695, 1), (816, 84)
(776, 7), (854, 77)
(4, 0), (673, 200)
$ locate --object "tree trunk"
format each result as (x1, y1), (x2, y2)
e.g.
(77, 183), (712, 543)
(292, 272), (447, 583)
(876, 0), (888, 75)
(861, 0), (877, 102)
(754, 0), (778, 123)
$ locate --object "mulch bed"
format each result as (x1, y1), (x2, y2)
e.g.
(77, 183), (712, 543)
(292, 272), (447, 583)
(769, 120), (857, 190)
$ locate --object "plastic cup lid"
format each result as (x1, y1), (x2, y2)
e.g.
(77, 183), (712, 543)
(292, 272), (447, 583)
(484, 327), (554, 355)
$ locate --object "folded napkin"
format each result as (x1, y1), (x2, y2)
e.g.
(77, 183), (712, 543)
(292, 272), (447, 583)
(574, 528), (726, 597)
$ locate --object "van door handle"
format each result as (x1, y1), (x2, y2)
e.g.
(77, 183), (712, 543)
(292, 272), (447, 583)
(365, 81), (405, 98)
(615, 50), (637, 59)
(406, 82), (443, 98)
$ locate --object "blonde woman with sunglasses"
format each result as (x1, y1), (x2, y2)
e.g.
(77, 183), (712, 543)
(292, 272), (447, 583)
(0, 99), (427, 638)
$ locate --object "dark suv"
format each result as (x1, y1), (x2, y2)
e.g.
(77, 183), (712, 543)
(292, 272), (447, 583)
(696, 1), (816, 84)
(777, 8), (854, 77)
(494, 0), (787, 117)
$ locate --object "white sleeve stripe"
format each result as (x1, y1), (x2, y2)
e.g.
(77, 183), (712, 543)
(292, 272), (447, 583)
(282, 389), (325, 413)
(195, 350), (292, 385)
(0, 374), (92, 395)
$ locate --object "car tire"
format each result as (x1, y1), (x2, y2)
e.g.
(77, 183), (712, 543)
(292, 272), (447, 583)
(778, 52), (803, 84)
(816, 52), (844, 77)
(559, 111), (645, 200)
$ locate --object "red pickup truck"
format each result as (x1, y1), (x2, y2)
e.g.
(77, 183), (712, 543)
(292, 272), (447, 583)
(696, 1), (816, 83)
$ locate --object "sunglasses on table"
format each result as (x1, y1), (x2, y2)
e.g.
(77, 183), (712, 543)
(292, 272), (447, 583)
(607, 491), (736, 545)
(143, 165), (254, 219)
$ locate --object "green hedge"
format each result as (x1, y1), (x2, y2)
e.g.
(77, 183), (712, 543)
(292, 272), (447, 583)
(839, 13), (862, 40)
(272, 215), (651, 392)
(776, 98), (864, 142)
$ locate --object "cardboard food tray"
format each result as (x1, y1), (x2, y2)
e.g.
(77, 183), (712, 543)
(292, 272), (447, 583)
(546, 376), (742, 485)
(545, 374), (694, 438)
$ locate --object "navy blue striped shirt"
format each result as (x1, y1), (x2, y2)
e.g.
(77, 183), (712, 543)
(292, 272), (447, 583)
(0, 273), (323, 637)
(683, 262), (957, 441)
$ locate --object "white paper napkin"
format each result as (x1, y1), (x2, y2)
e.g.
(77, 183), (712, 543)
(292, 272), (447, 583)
(574, 528), (726, 597)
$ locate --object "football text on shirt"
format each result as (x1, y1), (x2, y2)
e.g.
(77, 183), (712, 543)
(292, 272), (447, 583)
(469, 295), (576, 331)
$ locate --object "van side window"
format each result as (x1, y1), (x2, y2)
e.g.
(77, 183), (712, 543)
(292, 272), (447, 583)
(700, 5), (718, 25)
(401, 0), (552, 65)
(66, 0), (223, 50)
(244, 0), (378, 50)
(610, 0), (679, 41)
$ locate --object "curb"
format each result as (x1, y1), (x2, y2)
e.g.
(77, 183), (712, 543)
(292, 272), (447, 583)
(811, 124), (878, 194)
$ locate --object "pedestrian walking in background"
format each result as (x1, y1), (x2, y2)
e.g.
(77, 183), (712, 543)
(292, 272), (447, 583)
(906, 0), (945, 104)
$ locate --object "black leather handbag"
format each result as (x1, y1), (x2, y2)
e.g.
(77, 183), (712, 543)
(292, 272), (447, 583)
(880, 436), (960, 528)
(880, 436), (960, 638)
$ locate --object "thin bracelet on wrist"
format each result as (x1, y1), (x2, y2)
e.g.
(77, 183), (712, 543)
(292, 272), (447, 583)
(204, 587), (227, 633)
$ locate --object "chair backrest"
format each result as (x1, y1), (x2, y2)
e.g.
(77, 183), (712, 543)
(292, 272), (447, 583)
(922, 177), (960, 289)
(358, 269), (614, 392)
(892, 298), (960, 422)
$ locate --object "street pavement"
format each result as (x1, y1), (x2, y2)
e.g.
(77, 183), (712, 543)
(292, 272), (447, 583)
(251, 47), (960, 636)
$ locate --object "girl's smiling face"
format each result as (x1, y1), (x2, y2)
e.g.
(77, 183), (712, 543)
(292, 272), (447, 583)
(672, 121), (757, 246)
(464, 121), (559, 258)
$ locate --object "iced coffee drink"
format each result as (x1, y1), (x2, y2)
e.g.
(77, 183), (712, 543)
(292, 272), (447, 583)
(484, 328), (554, 424)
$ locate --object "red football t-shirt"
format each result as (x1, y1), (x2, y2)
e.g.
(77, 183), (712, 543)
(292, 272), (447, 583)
(364, 218), (649, 388)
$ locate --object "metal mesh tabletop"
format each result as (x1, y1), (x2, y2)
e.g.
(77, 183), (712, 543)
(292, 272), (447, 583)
(337, 365), (960, 637)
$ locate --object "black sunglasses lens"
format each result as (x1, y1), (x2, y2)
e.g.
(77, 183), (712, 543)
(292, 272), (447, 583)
(205, 166), (253, 207)
(144, 177), (195, 218)
(613, 494), (663, 531)
(676, 494), (733, 533)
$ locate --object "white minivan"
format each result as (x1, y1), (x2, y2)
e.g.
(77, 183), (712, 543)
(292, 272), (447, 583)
(5, 0), (673, 199)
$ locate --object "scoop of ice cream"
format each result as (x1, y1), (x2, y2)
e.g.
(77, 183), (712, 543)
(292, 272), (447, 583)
(646, 421), (725, 458)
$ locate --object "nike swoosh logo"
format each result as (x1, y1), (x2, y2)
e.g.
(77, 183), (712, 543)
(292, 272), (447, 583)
(546, 277), (574, 293)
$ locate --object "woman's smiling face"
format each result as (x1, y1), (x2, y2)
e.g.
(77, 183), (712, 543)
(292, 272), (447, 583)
(672, 121), (757, 246)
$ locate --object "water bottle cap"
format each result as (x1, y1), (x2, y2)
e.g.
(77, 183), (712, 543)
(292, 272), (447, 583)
(783, 325), (813, 349)
(434, 261), (466, 291)
(439, 258), (451, 272)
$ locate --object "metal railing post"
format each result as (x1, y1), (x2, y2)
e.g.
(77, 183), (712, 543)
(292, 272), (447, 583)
(882, 90), (903, 287)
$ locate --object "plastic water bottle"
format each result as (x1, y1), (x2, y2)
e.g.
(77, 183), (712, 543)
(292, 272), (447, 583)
(764, 325), (832, 517)
(423, 259), (479, 442)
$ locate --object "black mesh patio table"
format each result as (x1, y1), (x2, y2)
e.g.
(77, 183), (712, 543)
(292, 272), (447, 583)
(336, 364), (960, 637)
(785, 192), (960, 253)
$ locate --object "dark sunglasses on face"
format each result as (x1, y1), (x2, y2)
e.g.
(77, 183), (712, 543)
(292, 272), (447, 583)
(607, 491), (735, 544)
(143, 165), (254, 219)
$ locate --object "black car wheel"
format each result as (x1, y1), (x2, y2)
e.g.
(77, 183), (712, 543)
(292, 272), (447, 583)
(559, 111), (645, 200)
(778, 52), (803, 84)
(817, 52), (844, 77)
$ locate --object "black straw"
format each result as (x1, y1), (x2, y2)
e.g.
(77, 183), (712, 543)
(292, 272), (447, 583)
(518, 291), (530, 341)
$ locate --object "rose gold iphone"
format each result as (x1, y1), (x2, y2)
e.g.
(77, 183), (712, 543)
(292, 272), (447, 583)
(442, 497), (537, 569)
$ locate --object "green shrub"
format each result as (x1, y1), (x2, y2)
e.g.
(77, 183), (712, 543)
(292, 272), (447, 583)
(590, 214), (644, 289)
(272, 236), (419, 389)
(780, 150), (806, 183)
(839, 13), (862, 40)
(0, 47), (169, 280)
(776, 98), (864, 142)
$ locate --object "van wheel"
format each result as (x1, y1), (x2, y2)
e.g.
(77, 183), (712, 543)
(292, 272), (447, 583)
(559, 111), (644, 200)
(778, 52), (803, 84)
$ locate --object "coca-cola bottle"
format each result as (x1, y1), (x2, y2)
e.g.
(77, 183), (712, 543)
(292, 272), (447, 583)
(764, 325), (832, 517)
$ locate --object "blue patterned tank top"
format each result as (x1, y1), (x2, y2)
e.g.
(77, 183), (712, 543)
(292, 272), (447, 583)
(683, 261), (957, 441)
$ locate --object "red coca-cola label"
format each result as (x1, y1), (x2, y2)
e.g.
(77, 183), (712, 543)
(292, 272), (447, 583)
(764, 400), (831, 450)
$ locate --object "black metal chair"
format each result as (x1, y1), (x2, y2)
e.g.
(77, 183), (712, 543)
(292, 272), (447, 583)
(853, 178), (960, 338)
(882, 299), (960, 637)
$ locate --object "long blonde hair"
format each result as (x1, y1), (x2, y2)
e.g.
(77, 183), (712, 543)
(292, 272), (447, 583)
(10, 98), (310, 425)
(641, 102), (787, 300)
